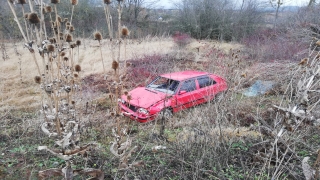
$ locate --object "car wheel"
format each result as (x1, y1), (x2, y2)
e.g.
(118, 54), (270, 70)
(157, 108), (173, 120)
(213, 92), (224, 103)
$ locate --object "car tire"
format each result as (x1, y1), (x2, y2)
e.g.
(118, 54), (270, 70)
(158, 108), (173, 120)
(213, 92), (224, 103)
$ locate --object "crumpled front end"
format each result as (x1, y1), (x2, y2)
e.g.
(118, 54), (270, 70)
(118, 99), (157, 123)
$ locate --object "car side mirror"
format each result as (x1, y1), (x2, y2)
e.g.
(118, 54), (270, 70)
(179, 90), (187, 95)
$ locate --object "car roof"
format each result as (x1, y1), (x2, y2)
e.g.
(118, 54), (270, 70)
(160, 70), (210, 81)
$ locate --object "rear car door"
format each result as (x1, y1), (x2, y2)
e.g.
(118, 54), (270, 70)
(196, 75), (218, 103)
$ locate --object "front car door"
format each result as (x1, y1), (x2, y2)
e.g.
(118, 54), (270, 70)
(174, 79), (198, 111)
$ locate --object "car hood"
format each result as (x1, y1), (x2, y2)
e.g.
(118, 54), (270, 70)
(122, 87), (167, 108)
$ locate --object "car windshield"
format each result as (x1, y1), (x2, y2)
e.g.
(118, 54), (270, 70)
(146, 76), (180, 94)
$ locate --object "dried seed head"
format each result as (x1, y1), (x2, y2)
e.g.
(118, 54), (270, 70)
(74, 74), (79, 78)
(66, 25), (70, 30)
(104, 0), (111, 4)
(124, 91), (128, 95)
(126, 62), (131, 67)
(47, 44), (55, 52)
(65, 33), (73, 42)
(17, 0), (27, 4)
(69, 25), (75, 32)
(298, 58), (308, 65)
(45, 6), (52, 13)
(64, 57), (69, 61)
(64, 18), (68, 22)
(60, 52), (66, 56)
(28, 13), (40, 24)
(49, 57), (54, 62)
(70, 0), (78, 5)
(59, 32), (63, 37)
(241, 73), (247, 78)
(57, 16), (62, 23)
(76, 40), (81, 46)
(49, 37), (56, 44)
(70, 43), (76, 48)
(94, 32), (102, 41)
(66, 22), (71, 26)
(121, 26), (129, 37)
(71, 100), (75, 105)
(24, 13), (29, 19)
(34, 76), (41, 84)
(112, 60), (119, 70)
(127, 95), (132, 101)
(75, 64), (81, 72)
(51, 0), (60, 4)
(54, 20), (60, 27)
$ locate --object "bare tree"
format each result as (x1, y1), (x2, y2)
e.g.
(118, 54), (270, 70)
(308, 0), (316, 7)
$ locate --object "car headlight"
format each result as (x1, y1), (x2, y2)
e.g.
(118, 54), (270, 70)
(118, 98), (125, 104)
(138, 108), (149, 115)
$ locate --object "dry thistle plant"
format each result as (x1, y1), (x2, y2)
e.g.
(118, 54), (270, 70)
(7, 0), (104, 179)
(99, 0), (142, 177)
(1, 42), (9, 61)
(255, 44), (320, 179)
(93, 31), (106, 74)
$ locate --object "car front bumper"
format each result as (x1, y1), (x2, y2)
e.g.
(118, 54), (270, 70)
(119, 103), (156, 123)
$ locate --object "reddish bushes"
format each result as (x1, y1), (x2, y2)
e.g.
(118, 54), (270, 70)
(242, 28), (308, 62)
(172, 31), (191, 48)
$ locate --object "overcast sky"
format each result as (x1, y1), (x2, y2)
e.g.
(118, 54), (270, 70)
(153, 0), (311, 9)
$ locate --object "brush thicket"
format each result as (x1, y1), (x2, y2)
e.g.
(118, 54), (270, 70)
(7, 0), (108, 178)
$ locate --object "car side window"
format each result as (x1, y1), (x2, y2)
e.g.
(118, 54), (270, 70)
(180, 79), (196, 92)
(197, 76), (216, 88)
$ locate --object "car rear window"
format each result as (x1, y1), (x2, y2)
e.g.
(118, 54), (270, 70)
(197, 76), (216, 88)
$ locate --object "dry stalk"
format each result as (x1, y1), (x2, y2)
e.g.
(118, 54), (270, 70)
(7, 0), (28, 42)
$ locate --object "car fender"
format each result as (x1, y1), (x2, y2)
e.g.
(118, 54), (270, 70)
(149, 98), (173, 115)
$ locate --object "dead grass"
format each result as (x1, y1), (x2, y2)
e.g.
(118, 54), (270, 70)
(0, 38), (175, 112)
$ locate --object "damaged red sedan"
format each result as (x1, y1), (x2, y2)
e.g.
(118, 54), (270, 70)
(118, 70), (228, 123)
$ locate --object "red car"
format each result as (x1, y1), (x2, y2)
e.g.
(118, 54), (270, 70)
(118, 70), (228, 123)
